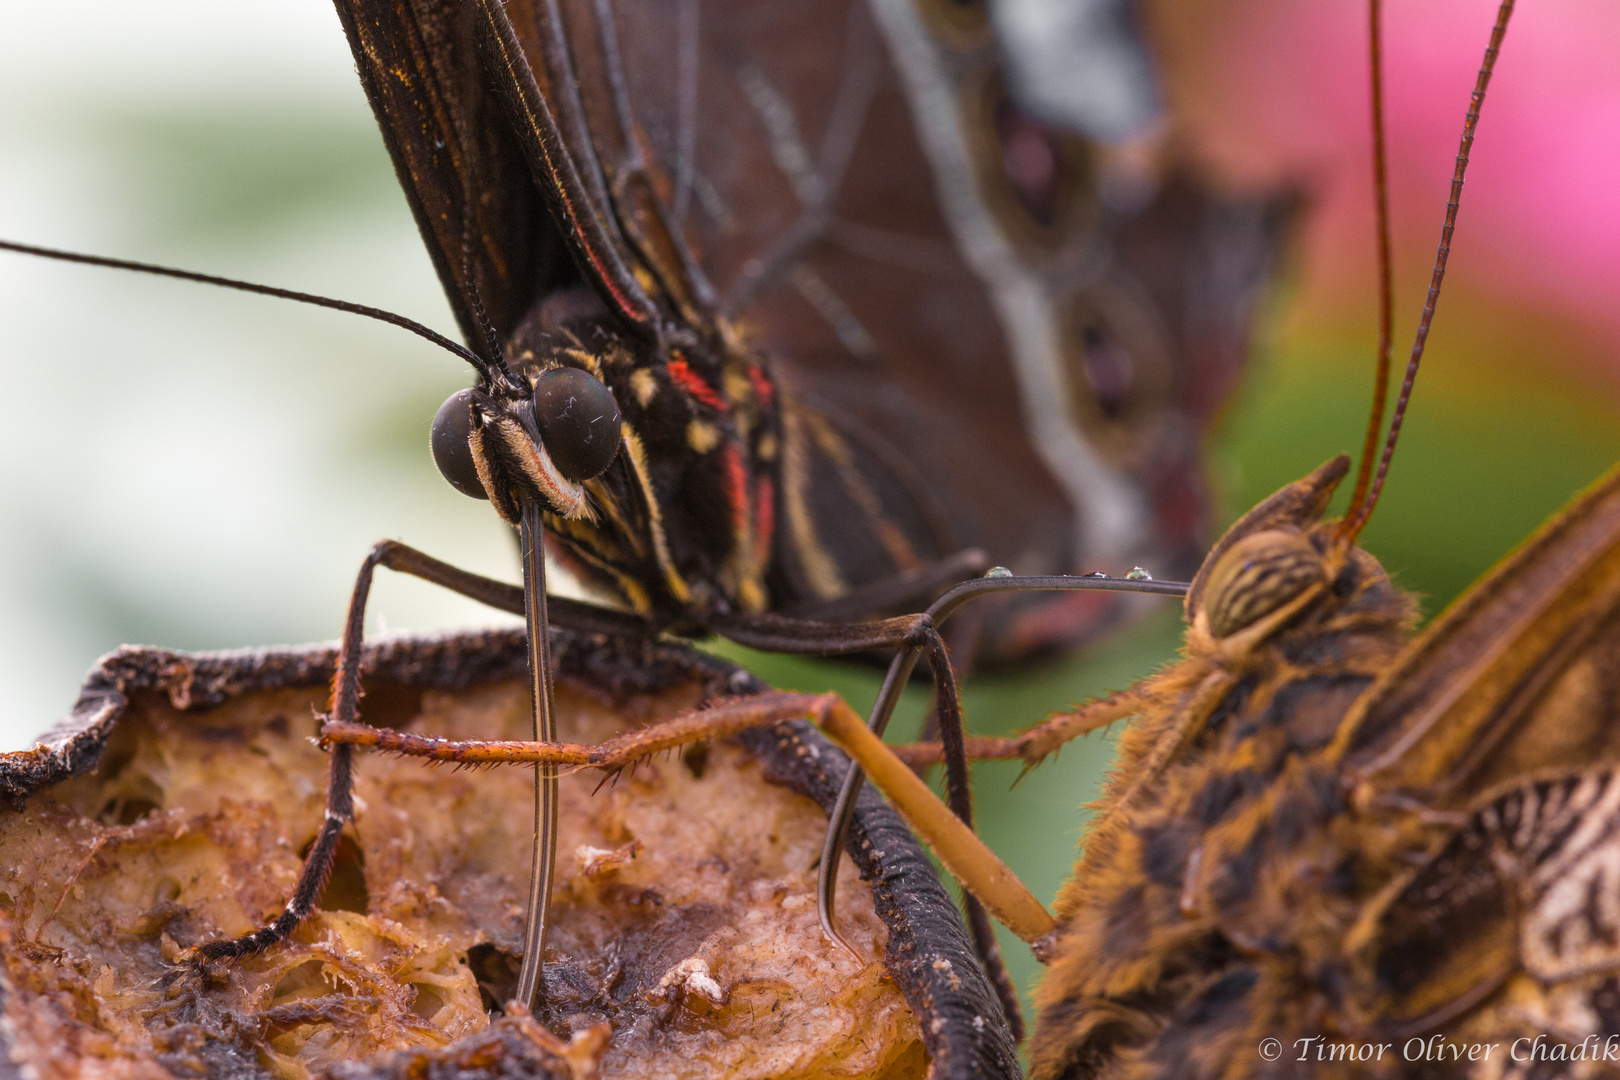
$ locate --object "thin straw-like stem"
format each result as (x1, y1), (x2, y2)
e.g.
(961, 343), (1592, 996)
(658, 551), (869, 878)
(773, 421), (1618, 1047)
(513, 501), (560, 1012)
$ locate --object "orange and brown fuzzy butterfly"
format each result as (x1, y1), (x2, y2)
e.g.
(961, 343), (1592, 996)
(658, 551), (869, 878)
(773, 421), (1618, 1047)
(851, 1), (1620, 1072)
(325, 0), (1620, 1073)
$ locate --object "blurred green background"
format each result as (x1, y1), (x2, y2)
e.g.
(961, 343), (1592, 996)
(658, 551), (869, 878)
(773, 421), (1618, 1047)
(2, 0), (1618, 1031)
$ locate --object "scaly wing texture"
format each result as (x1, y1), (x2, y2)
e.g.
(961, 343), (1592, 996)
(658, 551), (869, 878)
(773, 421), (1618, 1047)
(333, 0), (1291, 659)
(1338, 463), (1620, 803)
(1339, 466), (1620, 1068)
(1022, 463), (1620, 1078)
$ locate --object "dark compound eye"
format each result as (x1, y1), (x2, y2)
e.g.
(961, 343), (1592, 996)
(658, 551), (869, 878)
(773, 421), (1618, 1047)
(1203, 530), (1323, 639)
(431, 388), (487, 500)
(532, 367), (622, 481)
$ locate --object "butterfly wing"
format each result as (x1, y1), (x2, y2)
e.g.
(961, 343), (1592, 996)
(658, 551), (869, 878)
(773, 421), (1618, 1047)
(332, 0), (567, 357)
(1371, 769), (1620, 1049)
(593, 0), (1295, 658)
(1329, 464), (1620, 1043)
(1338, 463), (1620, 803)
(333, 0), (1292, 660)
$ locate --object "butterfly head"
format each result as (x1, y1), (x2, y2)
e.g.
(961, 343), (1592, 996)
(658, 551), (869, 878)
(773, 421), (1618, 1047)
(1183, 455), (1402, 655)
(1186, 0), (1518, 657)
(430, 363), (621, 525)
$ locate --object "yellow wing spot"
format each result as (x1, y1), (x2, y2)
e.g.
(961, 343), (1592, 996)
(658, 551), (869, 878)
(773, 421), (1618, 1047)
(723, 369), (754, 406)
(687, 419), (722, 455)
(630, 368), (659, 407)
(736, 577), (767, 614)
(756, 432), (779, 462)
(621, 426), (691, 605)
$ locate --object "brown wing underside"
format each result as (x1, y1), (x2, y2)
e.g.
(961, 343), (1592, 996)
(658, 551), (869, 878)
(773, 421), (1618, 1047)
(609, 0), (1292, 599)
(1339, 464), (1620, 804)
(603, 0), (1077, 572)
(332, 0), (565, 356)
(334, 0), (1290, 656)
(1345, 465), (1620, 1056)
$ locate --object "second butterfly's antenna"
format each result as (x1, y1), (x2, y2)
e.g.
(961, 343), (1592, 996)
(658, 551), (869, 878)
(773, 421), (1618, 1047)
(1340, 0), (1517, 544)
(1344, 0), (1395, 520)
(0, 238), (492, 378)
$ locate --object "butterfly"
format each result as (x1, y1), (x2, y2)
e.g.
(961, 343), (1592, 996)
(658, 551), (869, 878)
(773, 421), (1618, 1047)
(0, 0), (1287, 1025)
(823, 2), (1620, 1073)
(324, 0), (1295, 662)
(320, 0), (1300, 1020)
(318, 0), (1620, 1074)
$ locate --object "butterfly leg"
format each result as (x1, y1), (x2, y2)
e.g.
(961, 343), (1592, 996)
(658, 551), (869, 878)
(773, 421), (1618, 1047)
(188, 539), (398, 962)
(321, 690), (1059, 948)
(800, 572), (1187, 1031)
(188, 534), (646, 968)
(712, 605), (1023, 1032)
(807, 572), (1188, 924)
(889, 683), (1157, 768)
(320, 691), (849, 772)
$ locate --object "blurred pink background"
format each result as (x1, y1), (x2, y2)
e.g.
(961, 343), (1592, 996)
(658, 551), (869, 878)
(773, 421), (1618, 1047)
(1157, 0), (1620, 389)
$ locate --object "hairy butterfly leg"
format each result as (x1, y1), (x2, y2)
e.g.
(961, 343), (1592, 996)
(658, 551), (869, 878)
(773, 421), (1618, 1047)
(187, 536), (647, 964)
(319, 692), (846, 772)
(710, 608), (991, 979)
(804, 573), (1188, 1031)
(889, 683), (1157, 769)
(320, 690), (1058, 948)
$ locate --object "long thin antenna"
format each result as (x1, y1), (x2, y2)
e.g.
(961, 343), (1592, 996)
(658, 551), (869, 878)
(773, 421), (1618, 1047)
(1340, 0), (1516, 544)
(0, 238), (490, 376)
(1343, 0), (1395, 522)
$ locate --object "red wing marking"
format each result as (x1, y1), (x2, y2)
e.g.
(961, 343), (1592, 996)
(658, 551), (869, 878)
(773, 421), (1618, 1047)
(667, 356), (730, 412)
(721, 443), (751, 541)
(755, 474), (776, 558)
(747, 365), (775, 409)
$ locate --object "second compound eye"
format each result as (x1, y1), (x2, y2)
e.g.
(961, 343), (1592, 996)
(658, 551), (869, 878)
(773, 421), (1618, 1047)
(532, 367), (622, 481)
(431, 388), (487, 500)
